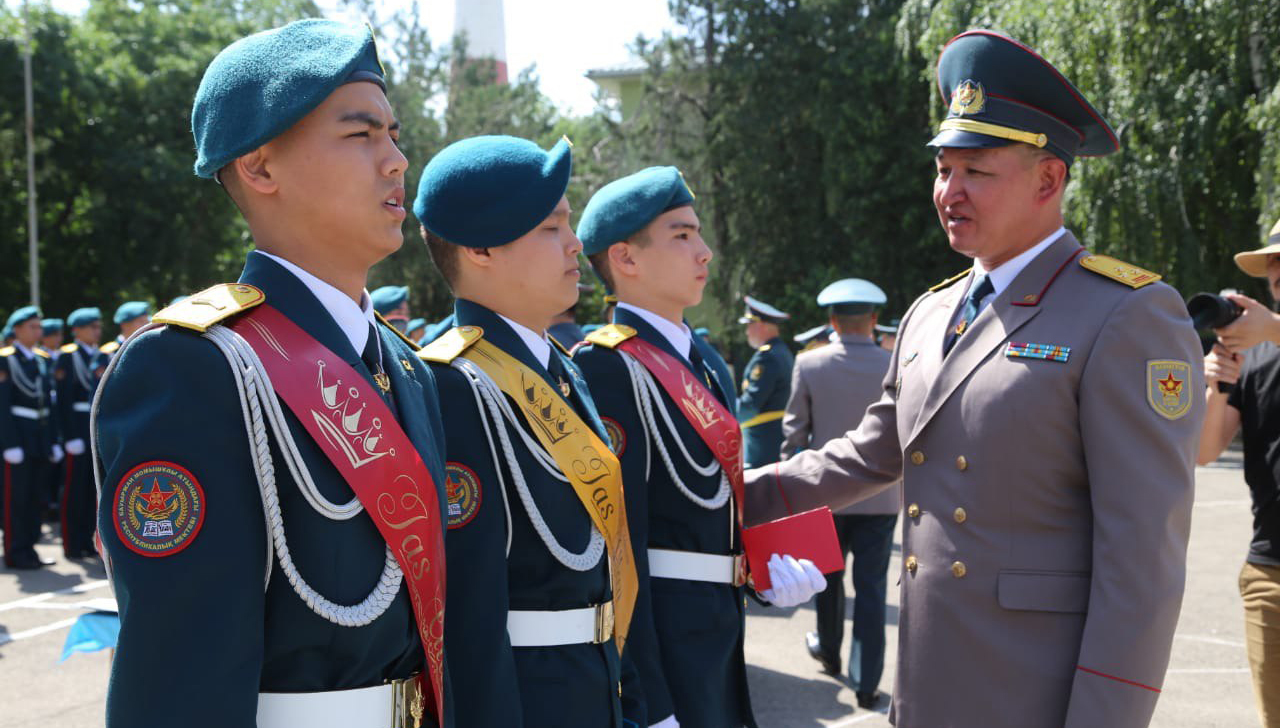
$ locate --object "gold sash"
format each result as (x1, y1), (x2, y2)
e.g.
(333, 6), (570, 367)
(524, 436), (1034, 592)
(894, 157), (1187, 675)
(463, 339), (636, 650)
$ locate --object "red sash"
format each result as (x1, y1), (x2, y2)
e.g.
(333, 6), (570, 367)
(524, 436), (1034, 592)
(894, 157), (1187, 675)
(230, 305), (445, 726)
(617, 337), (745, 530)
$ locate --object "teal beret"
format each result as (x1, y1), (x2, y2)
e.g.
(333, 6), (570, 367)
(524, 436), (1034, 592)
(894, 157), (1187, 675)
(928, 30), (1117, 163)
(405, 318), (426, 338)
(5, 306), (41, 333)
(67, 307), (102, 328)
(192, 19), (386, 179)
(578, 166), (696, 257)
(419, 314), (456, 345)
(370, 285), (409, 314)
(413, 135), (572, 248)
(114, 301), (151, 325)
(41, 318), (64, 336)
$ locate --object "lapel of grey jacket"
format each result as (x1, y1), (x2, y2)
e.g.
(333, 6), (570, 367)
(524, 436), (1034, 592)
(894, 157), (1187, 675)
(907, 231), (1081, 444)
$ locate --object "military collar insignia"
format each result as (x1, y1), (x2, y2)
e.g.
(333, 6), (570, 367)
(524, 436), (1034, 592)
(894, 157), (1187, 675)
(950, 79), (986, 116)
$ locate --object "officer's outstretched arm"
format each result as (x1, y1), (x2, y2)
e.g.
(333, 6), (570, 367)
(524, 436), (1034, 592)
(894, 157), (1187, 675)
(94, 328), (267, 728)
(1064, 284), (1202, 728)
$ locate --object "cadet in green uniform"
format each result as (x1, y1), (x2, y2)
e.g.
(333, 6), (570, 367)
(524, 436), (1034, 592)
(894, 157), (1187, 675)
(413, 135), (642, 728)
(2, 306), (59, 569)
(737, 296), (795, 468)
(54, 307), (106, 559)
(94, 20), (453, 728)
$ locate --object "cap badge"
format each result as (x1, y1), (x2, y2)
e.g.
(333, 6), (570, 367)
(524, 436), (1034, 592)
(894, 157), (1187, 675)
(950, 80), (986, 116)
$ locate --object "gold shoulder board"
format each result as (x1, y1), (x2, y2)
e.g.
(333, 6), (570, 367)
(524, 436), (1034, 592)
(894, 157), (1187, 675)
(34, 348), (50, 359)
(0, 346), (13, 357)
(418, 326), (484, 364)
(376, 312), (421, 351)
(59, 342), (78, 354)
(759, 344), (772, 352)
(99, 341), (120, 355)
(584, 324), (638, 350)
(550, 336), (572, 356)
(929, 269), (970, 292)
(1079, 254), (1161, 289)
(152, 283), (266, 332)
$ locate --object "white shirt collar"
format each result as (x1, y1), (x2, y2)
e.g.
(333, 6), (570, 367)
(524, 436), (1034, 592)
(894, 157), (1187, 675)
(253, 250), (375, 355)
(12, 342), (35, 360)
(973, 226), (1066, 296)
(616, 302), (693, 359)
(496, 313), (552, 369)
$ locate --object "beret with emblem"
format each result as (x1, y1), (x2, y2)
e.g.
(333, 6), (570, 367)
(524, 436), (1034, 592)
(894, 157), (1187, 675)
(5, 305), (41, 334)
(114, 301), (151, 325)
(578, 166), (696, 257)
(67, 307), (102, 328)
(929, 30), (1118, 164)
(192, 19), (386, 179)
(414, 135), (572, 248)
(41, 318), (63, 336)
(371, 285), (409, 314)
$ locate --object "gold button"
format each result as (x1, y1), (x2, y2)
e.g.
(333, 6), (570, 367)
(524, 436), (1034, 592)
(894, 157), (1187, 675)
(953, 507), (967, 524)
(905, 556), (918, 574)
(955, 456), (968, 471)
(910, 450), (925, 465)
(951, 561), (967, 578)
(907, 503), (921, 519)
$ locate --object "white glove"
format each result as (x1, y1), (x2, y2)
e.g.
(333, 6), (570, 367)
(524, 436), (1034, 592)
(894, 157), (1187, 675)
(761, 553), (827, 608)
(65, 438), (86, 456)
(649, 715), (680, 728)
(50, 444), (64, 463)
(3, 447), (23, 465)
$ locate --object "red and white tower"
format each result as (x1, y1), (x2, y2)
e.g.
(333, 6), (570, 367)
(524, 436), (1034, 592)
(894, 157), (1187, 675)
(454, 0), (508, 85)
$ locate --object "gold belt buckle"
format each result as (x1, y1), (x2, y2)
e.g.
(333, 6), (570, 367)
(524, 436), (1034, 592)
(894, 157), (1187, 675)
(390, 675), (424, 728)
(731, 554), (747, 588)
(594, 601), (616, 644)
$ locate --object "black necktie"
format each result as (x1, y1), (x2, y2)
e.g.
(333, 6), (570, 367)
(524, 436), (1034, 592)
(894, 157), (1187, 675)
(944, 274), (994, 356)
(361, 324), (396, 410)
(686, 343), (717, 395)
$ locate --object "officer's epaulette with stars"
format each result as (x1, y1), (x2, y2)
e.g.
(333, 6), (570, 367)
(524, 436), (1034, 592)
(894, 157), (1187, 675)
(584, 323), (638, 350)
(1078, 253), (1161, 289)
(59, 342), (77, 354)
(418, 325), (483, 364)
(0, 346), (13, 357)
(151, 283), (266, 332)
(929, 269), (970, 292)
(375, 311), (422, 352)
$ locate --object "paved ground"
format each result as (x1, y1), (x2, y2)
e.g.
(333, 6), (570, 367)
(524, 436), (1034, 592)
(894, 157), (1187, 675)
(0, 453), (1262, 727)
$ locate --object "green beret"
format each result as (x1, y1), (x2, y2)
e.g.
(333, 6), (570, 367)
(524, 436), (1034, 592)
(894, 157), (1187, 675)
(67, 307), (102, 328)
(192, 19), (386, 179)
(928, 30), (1118, 164)
(577, 166), (695, 257)
(413, 135), (572, 248)
(370, 285), (409, 314)
(41, 318), (64, 336)
(5, 306), (41, 333)
(114, 301), (151, 325)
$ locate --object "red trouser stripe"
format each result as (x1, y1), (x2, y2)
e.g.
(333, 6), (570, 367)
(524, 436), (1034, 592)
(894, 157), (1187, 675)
(1076, 665), (1161, 693)
(60, 454), (74, 556)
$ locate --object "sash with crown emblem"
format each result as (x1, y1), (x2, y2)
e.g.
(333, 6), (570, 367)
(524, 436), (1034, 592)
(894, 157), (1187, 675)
(228, 305), (445, 727)
(461, 338), (637, 651)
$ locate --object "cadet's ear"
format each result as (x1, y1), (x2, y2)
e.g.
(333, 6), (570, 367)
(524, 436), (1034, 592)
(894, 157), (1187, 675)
(231, 148), (277, 196)
(459, 246), (495, 269)
(607, 241), (638, 279)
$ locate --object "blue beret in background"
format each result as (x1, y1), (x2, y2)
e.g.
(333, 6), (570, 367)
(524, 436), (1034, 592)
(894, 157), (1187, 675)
(41, 318), (64, 336)
(413, 135), (572, 248)
(192, 19), (386, 179)
(68, 307), (102, 328)
(5, 306), (41, 334)
(113, 301), (151, 325)
(405, 318), (427, 337)
(371, 285), (409, 314)
(577, 166), (695, 257)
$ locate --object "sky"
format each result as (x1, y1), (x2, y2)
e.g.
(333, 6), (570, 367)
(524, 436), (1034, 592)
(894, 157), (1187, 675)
(20, 0), (679, 115)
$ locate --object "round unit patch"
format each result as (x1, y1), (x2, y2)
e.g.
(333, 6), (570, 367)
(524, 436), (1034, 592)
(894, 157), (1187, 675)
(601, 416), (626, 457)
(113, 461), (206, 557)
(445, 462), (482, 529)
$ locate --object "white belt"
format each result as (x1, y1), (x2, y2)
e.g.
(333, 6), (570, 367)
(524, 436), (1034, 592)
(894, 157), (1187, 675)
(10, 406), (48, 420)
(72, 402), (91, 413)
(649, 548), (746, 587)
(257, 677), (422, 728)
(507, 601), (614, 647)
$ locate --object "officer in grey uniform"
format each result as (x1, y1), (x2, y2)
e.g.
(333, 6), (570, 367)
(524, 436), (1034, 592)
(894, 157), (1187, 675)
(738, 295), (794, 468)
(743, 30), (1203, 728)
(782, 278), (900, 710)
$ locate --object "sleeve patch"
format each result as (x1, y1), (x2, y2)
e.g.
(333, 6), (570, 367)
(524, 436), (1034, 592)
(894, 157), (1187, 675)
(112, 461), (206, 557)
(445, 462), (483, 529)
(601, 416), (626, 457)
(750, 364), (764, 381)
(1147, 360), (1192, 420)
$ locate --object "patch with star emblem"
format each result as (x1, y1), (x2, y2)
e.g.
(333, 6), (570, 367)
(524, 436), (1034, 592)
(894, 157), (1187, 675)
(1147, 359), (1192, 420)
(445, 462), (482, 529)
(112, 461), (206, 557)
(601, 416), (626, 456)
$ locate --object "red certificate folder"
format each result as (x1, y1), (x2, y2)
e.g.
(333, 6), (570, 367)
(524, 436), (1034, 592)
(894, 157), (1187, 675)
(742, 506), (844, 592)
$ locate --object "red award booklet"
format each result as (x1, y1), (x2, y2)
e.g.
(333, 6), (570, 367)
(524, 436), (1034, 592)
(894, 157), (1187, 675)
(742, 506), (844, 592)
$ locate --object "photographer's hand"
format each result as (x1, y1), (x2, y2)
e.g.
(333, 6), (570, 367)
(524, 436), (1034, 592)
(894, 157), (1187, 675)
(1205, 342), (1241, 389)
(1215, 294), (1280, 352)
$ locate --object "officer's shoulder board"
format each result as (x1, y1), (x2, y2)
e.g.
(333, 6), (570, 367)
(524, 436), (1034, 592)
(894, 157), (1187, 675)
(152, 283), (266, 332)
(1078, 254), (1161, 289)
(550, 336), (572, 356)
(583, 323), (638, 350)
(375, 311), (421, 352)
(759, 344), (772, 352)
(59, 342), (77, 354)
(99, 341), (120, 355)
(418, 326), (483, 364)
(0, 346), (13, 357)
(929, 269), (970, 292)
(34, 348), (50, 359)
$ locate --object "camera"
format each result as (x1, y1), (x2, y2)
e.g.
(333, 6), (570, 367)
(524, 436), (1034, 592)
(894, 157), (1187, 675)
(1187, 292), (1243, 331)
